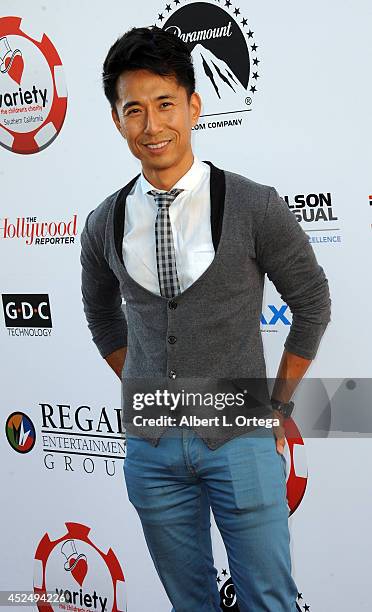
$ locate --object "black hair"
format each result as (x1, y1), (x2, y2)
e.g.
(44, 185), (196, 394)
(102, 26), (195, 109)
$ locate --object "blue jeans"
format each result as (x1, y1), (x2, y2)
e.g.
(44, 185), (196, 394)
(123, 426), (298, 611)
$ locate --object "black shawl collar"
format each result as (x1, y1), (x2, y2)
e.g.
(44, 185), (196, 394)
(113, 160), (225, 264)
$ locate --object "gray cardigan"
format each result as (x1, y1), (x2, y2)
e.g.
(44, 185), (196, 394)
(80, 162), (331, 448)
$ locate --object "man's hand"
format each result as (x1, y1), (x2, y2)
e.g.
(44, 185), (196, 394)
(105, 346), (127, 379)
(272, 409), (286, 455)
(271, 349), (312, 454)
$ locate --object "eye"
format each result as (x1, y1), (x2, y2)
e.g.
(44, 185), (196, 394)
(125, 108), (140, 116)
(160, 102), (172, 108)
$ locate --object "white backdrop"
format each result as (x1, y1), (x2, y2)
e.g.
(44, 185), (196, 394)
(1, 1), (371, 610)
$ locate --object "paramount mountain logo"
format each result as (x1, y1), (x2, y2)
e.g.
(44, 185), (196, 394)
(156, 0), (260, 129)
(192, 43), (247, 107)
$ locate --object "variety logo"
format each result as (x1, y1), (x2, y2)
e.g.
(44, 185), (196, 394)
(6, 411), (36, 453)
(0, 214), (78, 245)
(283, 191), (342, 245)
(0, 16), (67, 154)
(156, 0), (260, 130)
(2, 294), (52, 336)
(33, 522), (127, 611)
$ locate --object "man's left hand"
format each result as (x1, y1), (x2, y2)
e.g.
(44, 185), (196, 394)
(272, 409), (286, 454)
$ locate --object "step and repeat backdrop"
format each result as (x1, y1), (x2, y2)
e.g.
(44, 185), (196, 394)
(1, 1), (371, 610)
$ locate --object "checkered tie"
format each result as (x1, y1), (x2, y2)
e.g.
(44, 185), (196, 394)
(148, 188), (183, 298)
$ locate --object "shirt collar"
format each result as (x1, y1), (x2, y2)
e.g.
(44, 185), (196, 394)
(139, 156), (206, 195)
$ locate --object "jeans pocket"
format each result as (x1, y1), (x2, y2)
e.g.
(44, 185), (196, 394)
(255, 446), (288, 508)
(279, 451), (287, 481)
(227, 448), (265, 512)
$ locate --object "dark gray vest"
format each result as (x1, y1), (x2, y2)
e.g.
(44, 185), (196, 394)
(81, 162), (331, 448)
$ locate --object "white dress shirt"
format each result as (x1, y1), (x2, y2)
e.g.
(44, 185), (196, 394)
(123, 157), (214, 295)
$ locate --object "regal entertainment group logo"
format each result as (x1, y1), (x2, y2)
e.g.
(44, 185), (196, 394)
(2, 293), (53, 336)
(40, 401), (125, 475)
(156, 0), (260, 131)
(6, 411), (36, 453)
(5, 401), (125, 475)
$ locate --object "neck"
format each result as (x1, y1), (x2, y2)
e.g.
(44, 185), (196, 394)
(142, 151), (194, 191)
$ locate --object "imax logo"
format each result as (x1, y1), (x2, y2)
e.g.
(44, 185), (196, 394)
(261, 305), (291, 326)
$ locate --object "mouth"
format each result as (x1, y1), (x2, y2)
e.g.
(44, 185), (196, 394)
(143, 140), (171, 151)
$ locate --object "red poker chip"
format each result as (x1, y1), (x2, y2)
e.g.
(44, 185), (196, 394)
(33, 522), (127, 611)
(0, 16), (67, 154)
(283, 418), (308, 515)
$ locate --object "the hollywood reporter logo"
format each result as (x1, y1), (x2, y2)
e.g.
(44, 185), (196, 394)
(2, 294), (52, 335)
(0, 214), (78, 245)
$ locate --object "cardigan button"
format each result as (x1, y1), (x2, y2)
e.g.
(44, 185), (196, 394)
(168, 335), (177, 344)
(169, 370), (177, 379)
(168, 300), (177, 310)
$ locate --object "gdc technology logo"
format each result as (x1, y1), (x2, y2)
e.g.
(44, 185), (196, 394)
(2, 293), (52, 336)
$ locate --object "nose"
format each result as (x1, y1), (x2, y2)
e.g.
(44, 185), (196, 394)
(143, 107), (163, 136)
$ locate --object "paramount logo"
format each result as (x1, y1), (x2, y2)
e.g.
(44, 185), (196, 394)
(165, 21), (232, 43)
(159, 0), (258, 119)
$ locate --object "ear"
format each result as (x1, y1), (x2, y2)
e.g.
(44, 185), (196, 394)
(111, 106), (127, 139)
(189, 92), (202, 127)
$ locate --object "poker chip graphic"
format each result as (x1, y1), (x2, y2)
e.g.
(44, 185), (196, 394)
(283, 418), (308, 515)
(33, 522), (127, 611)
(0, 16), (67, 154)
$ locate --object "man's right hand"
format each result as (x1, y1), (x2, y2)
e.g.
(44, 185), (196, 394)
(105, 347), (127, 379)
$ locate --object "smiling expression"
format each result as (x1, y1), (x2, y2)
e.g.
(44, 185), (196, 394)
(112, 69), (201, 177)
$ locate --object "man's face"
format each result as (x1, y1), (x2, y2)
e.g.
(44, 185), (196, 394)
(112, 69), (201, 174)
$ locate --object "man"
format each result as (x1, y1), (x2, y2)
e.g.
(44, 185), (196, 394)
(81, 26), (331, 611)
